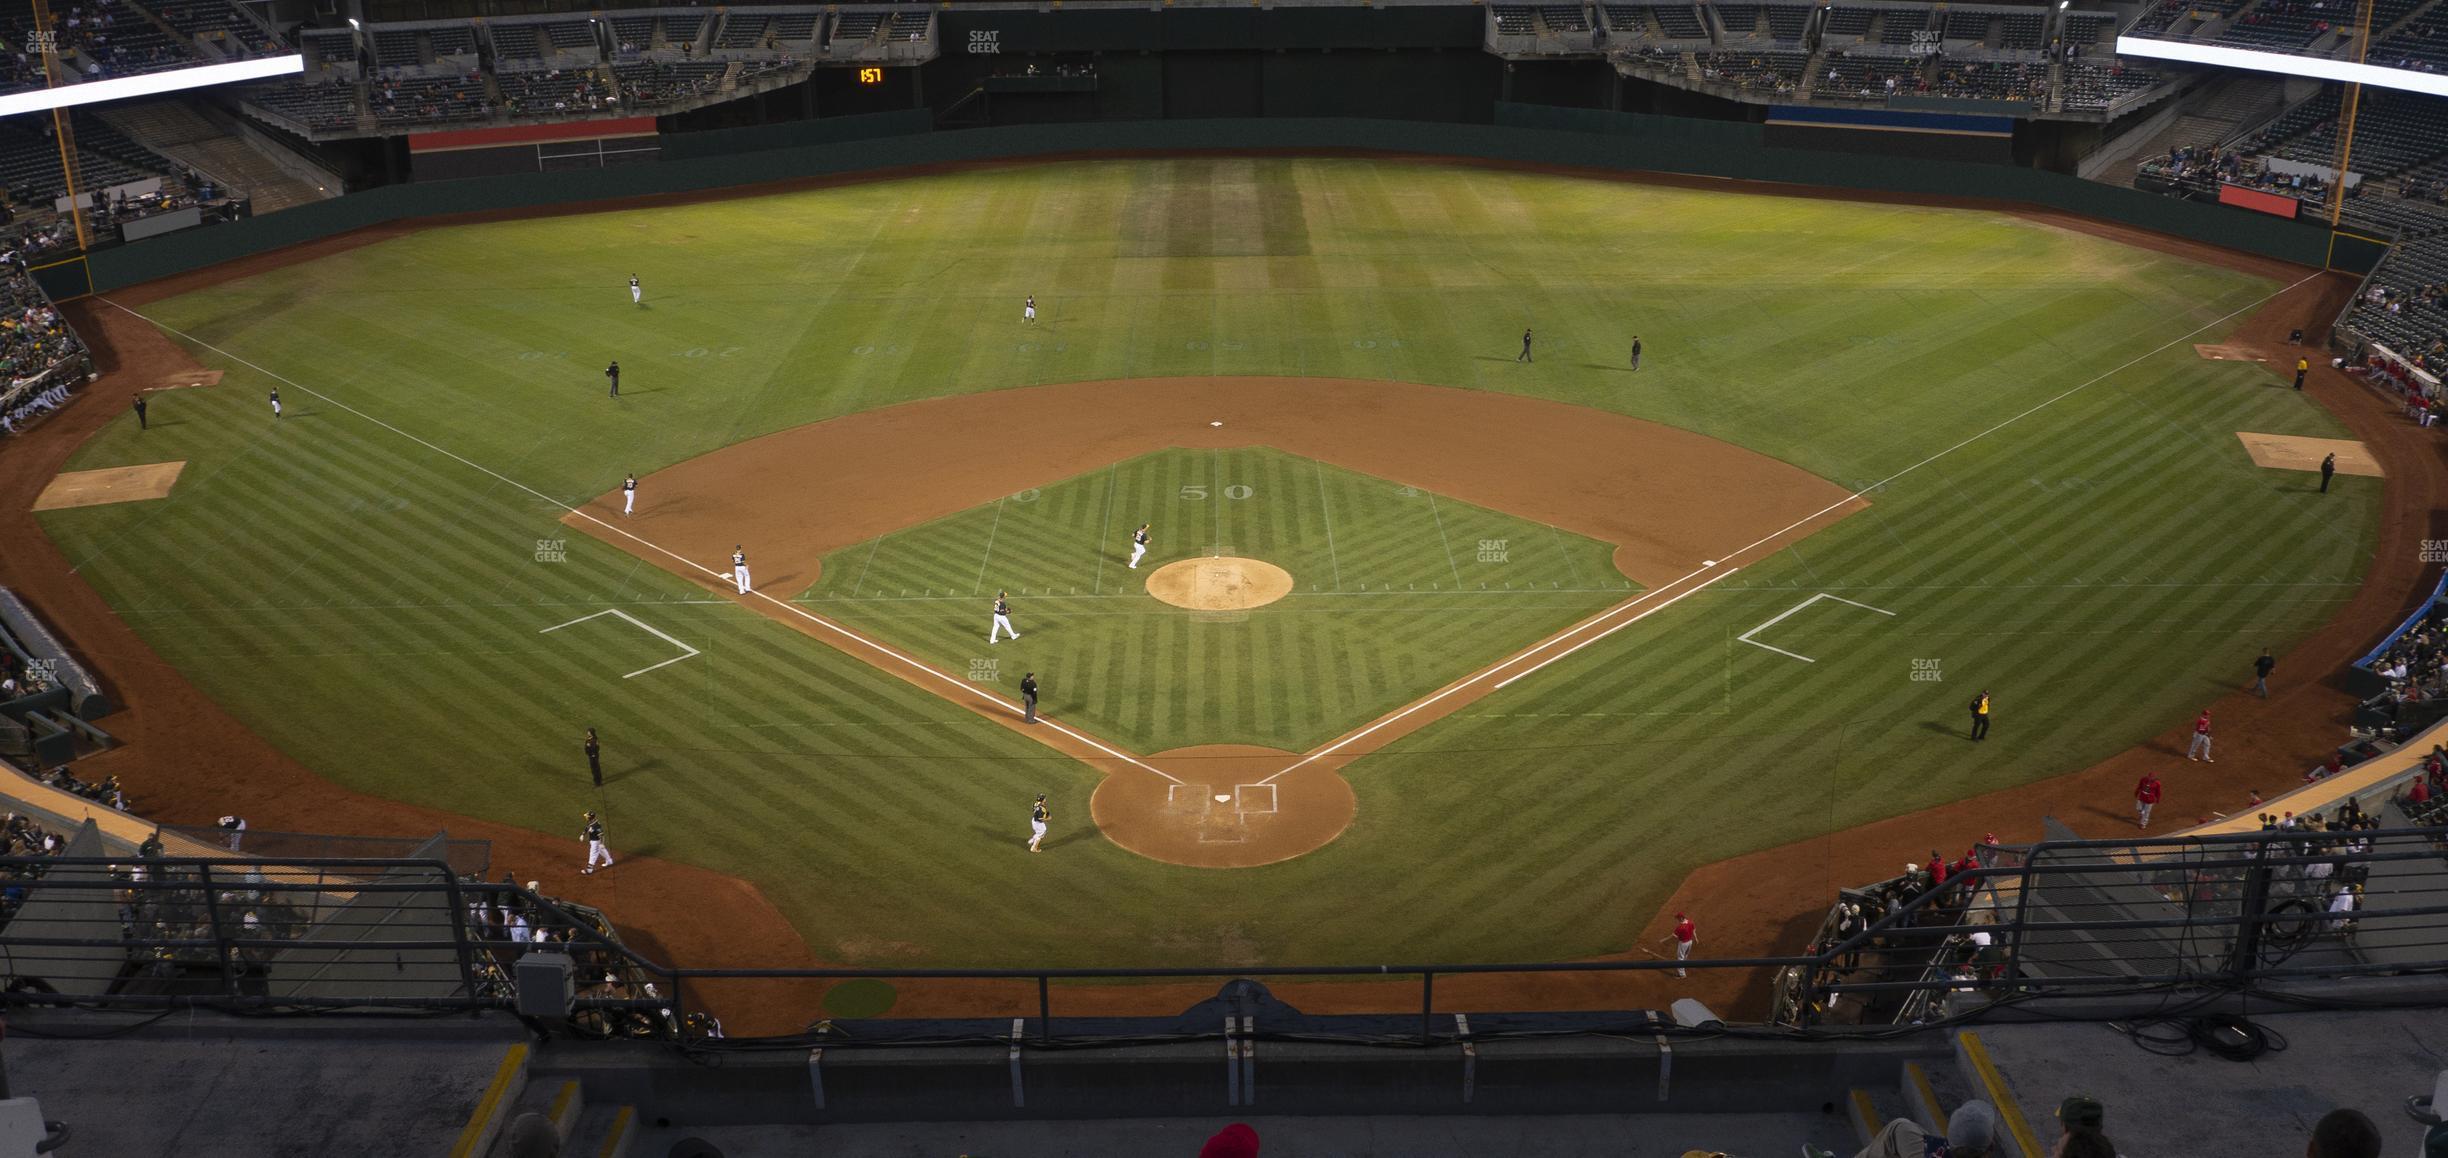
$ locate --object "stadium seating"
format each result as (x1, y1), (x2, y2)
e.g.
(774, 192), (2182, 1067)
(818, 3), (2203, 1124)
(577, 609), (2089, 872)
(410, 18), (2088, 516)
(2057, 11), (2118, 49)
(832, 10), (885, 44)
(713, 14), (769, 50)
(608, 15), (655, 54)
(1931, 57), (2044, 102)
(297, 27), (355, 72)
(428, 24), (476, 59)
(370, 28), (419, 70)
(770, 13), (821, 47)
(1697, 49), (1807, 93)
(490, 24), (547, 65)
(1539, 6), (1591, 33)
(366, 71), (487, 126)
(241, 77), (357, 132)
(1818, 51), (1925, 99)
(138, 0), (274, 45)
(1762, 3), (1812, 40)
(1877, 7), (1931, 46)
(1997, 11), (2045, 50)
(888, 11), (928, 42)
(495, 65), (609, 116)
(2349, 239), (2448, 374)
(0, 112), (172, 204)
(1713, 5), (1763, 40)
(613, 60), (725, 108)
(1823, 5), (1877, 43)
(2214, 0), (2334, 50)
(1493, 6), (1538, 35)
(2371, 20), (2448, 72)
(2060, 61), (2165, 111)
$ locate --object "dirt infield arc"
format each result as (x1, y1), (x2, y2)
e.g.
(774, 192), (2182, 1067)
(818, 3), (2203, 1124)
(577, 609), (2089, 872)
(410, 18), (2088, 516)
(565, 376), (1866, 866)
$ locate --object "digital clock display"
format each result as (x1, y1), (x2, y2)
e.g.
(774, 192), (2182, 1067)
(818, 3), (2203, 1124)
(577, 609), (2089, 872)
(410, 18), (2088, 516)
(857, 67), (885, 85)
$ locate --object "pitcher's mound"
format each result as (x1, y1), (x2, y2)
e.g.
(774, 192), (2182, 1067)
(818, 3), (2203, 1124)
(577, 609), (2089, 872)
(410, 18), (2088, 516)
(1146, 556), (1293, 611)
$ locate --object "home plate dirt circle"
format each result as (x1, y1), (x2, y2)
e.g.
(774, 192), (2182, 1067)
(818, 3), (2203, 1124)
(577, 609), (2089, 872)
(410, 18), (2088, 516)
(1091, 745), (1357, 868)
(1145, 557), (1294, 611)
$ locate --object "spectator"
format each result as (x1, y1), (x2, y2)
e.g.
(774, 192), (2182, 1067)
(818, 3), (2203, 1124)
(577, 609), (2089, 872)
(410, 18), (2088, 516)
(1851, 1097), (1999, 1157)
(1201, 1124), (1260, 1158)
(2307, 1108), (2381, 1158)
(2053, 1095), (2119, 1158)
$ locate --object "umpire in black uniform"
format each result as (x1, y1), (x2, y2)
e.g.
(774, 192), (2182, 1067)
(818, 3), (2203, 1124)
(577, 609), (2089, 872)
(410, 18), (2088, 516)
(605, 361), (621, 397)
(583, 727), (603, 787)
(1020, 672), (1039, 724)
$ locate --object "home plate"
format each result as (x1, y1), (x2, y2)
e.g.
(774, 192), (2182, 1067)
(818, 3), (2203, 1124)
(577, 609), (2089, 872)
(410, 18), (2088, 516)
(1213, 793), (1231, 803)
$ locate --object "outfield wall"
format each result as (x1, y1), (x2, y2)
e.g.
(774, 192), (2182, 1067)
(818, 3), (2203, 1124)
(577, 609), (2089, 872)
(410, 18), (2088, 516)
(82, 108), (2351, 295)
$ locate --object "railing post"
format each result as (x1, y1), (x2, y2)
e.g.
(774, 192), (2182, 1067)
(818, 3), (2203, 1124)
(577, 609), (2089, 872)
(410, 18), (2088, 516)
(1037, 974), (1051, 1042)
(1420, 972), (1435, 1046)
(442, 870), (481, 1003)
(197, 861), (237, 998)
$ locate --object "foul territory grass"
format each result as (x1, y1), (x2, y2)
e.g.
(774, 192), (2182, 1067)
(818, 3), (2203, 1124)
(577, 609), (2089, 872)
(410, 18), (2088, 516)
(39, 157), (2377, 971)
(801, 446), (1629, 754)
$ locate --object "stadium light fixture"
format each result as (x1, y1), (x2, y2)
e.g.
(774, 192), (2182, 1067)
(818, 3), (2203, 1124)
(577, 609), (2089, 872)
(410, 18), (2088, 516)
(2114, 36), (2448, 98)
(0, 54), (305, 118)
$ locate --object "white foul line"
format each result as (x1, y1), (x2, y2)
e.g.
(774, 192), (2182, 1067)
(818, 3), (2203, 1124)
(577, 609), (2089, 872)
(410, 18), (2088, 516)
(103, 300), (1186, 786)
(540, 607), (701, 678)
(1254, 565), (1741, 786)
(1734, 592), (1897, 664)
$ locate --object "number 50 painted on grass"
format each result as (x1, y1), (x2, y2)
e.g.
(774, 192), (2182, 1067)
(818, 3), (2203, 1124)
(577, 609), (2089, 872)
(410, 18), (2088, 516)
(1179, 485), (1256, 500)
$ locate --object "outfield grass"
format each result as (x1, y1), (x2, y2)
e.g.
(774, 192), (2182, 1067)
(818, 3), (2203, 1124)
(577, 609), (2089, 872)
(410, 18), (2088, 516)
(40, 157), (2377, 969)
(803, 446), (1630, 753)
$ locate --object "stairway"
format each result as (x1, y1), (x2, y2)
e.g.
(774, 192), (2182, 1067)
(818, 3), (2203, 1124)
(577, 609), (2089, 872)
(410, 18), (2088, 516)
(478, 1072), (640, 1158)
(1818, 1033), (2049, 1158)
(91, 101), (334, 213)
(2092, 72), (2287, 188)
(717, 59), (742, 95)
(1683, 51), (1703, 84)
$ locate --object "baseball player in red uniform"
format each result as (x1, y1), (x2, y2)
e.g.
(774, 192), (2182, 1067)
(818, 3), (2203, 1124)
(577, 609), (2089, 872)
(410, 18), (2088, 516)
(2135, 772), (2162, 830)
(1670, 912), (1695, 978)
(2186, 711), (2215, 762)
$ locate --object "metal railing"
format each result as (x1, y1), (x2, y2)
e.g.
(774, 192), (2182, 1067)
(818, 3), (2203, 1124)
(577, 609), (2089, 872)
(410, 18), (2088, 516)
(2, 825), (2444, 1046)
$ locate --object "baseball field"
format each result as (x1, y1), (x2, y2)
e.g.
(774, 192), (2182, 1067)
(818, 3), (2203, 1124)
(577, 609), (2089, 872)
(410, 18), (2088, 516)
(34, 156), (2377, 973)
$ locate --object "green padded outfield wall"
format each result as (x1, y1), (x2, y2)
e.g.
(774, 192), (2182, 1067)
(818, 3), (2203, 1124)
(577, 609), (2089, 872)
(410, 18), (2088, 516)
(85, 107), (2353, 293)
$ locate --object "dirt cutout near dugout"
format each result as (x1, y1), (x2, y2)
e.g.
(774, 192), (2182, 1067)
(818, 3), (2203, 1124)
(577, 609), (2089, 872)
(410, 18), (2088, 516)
(1144, 556), (1294, 612)
(2236, 431), (2383, 477)
(32, 461), (185, 510)
(566, 376), (1865, 868)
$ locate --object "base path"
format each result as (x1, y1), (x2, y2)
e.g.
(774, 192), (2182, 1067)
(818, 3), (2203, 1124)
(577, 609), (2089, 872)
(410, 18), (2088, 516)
(568, 376), (1862, 866)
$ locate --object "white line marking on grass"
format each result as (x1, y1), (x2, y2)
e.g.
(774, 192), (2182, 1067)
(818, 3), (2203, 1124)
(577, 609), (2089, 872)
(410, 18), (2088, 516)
(849, 534), (885, 600)
(539, 608), (701, 678)
(1734, 593), (1896, 664)
(1314, 459), (1345, 592)
(1093, 462), (1117, 596)
(106, 299), (1187, 787)
(1256, 565), (1741, 786)
(1491, 566), (1741, 690)
(1424, 490), (1464, 585)
(973, 496), (1007, 596)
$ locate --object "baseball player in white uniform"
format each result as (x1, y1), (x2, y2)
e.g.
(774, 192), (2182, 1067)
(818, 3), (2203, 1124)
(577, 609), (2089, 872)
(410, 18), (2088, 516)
(731, 545), (752, 595)
(622, 473), (637, 516)
(990, 591), (1020, 643)
(1023, 295), (1036, 323)
(268, 388), (281, 419)
(1029, 794), (1049, 852)
(629, 275), (642, 306)
(1129, 523), (1150, 569)
(581, 810), (613, 874)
